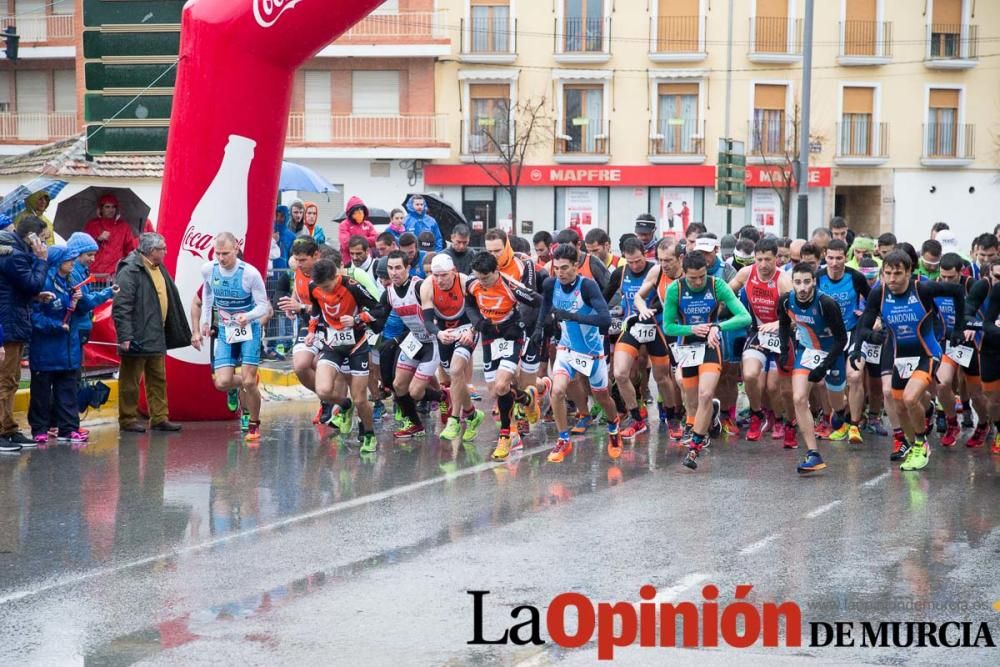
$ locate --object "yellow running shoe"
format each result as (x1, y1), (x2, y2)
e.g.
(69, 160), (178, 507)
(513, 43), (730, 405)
(900, 440), (930, 471)
(829, 423), (850, 441)
(524, 386), (540, 424)
(848, 424), (863, 444)
(462, 409), (485, 443)
(440, 416), (462, 440)
(491, 432), (512, 461)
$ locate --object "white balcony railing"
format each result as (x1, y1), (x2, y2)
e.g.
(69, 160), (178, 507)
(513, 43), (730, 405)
(0, 112), (78, 142)
(338, 11), (447, 41)
(0, 14), (75, 43)
(287, 113), (447, 146)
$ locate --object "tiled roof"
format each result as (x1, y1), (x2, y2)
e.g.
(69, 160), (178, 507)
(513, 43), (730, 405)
(0, 135), (164, 179)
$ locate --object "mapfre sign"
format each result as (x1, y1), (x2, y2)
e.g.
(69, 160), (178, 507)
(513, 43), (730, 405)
(424, 164), (717, 187)
(744, 165), (831, 188)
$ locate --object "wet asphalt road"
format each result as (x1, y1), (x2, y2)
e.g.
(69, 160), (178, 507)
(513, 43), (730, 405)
(1, 391), (1000, 666)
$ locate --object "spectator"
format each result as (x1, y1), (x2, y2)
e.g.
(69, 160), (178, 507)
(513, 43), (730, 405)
(289, 200), (306, 234)
(375, 231), (398, 258)
(403, 195), (443, 250)
(442, 223), (475, 274)
(14, 191), (55, 245)
(0, 216), (49, 449)
(112, 232), (191, 433)
(83, 194), (139, 276)
(399, 232), (427, 279)
(66, 232), (115, 344)
(28, 245), (91, 444)
(272, 205), (296, 269)
(994, 223), (1000, 242)
(386, 208), (406, 243)
(299, 201), (326, 245)
(338, 196), (378, 259)
(418, 231), (436, 252)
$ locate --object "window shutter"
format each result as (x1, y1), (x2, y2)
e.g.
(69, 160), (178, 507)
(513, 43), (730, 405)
(658, 83), (699, 96)
(351, 71), (400, 115)
(304, 70), (332, 141)
(756, 0), (788, 18)
(842, 87), (874, 114)
(470, 83), (510, 99)
(845, 0), (876, 20)
(659, 0), (699, 16)
(754, 84), (786, 110)
(932, 0), (962, 26)
(54, 71), (76, 113)
(929, 89), (959, 108)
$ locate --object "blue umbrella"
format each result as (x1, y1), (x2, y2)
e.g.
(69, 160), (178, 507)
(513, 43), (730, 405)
(279, 161), (338, 194)
(0, 177), (68, 229)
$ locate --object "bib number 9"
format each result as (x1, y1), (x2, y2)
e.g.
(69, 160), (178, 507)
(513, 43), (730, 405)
(800, 348), (828, 370)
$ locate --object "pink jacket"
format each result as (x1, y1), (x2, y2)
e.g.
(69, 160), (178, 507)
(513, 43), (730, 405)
(338, 195), (378, 259)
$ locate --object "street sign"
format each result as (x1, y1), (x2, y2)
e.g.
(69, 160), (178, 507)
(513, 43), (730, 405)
(715, 138), (746, 208)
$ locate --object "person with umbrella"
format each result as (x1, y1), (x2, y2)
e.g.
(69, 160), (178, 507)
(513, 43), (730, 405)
(14, 191), (55, 246)
(83, 194), (138, 277)
(337, 196), (377, 260)
(299, 202), (327, 245)
(404, 195), (443, 251)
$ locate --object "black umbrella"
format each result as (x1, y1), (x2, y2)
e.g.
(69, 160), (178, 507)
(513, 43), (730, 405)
(333, 206), (390, 226)
(403, 193), (467, 240)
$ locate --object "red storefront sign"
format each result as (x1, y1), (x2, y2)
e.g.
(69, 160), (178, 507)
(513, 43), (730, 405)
(744, 165), (831, 188)
(424, 164), (717, 188)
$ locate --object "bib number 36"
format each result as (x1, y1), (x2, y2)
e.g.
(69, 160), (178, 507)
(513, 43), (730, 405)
(225, 324), (252, 344)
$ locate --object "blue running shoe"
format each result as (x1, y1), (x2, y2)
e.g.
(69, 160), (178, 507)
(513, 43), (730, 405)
(797, 450), (827, 475)
(570, 414), (594, 435)
(657, 401), (668, 423)
(240, 411), (250, 432)
(373, 400), (385, 422)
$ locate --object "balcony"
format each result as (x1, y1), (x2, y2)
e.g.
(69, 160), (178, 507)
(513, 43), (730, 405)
(835, 121), (888, 166)
(648, 119), (705, 164)
(460, 17), (516, 64)
(286, 113), (448, 158)
(0, 112), (77, 143)
(921, 123), (974, 166)
(838, 21), (892, 65)
(648, 16), (705, 62)
(460, 119), (514, 162)
(554, 118), (610, 163)
(317, 11), (450, 58)
(925, 24), (978, 69)
(747, 119), (796, 160)
(0, 14), (74, 45)
(748, 17), (802, 63)
(554, 16), (610, 63)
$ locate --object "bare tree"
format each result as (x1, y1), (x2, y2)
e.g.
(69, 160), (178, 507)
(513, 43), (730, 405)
(467, 97), (551, 227)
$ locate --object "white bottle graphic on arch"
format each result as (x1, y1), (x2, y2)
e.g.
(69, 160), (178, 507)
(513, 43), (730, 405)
(169, 134), (257, 365)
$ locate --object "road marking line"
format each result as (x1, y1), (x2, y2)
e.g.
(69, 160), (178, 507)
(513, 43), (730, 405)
(739, 533), (781, 555)
(862, 471), (890, 488)
(0, 443), (553, 607)
(805, 500), (842, 518)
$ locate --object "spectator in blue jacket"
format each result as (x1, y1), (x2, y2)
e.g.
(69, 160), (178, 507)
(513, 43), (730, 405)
(403, 195), (443, 251)
(273, 205), (296, 269)
(29, 245), (95, 444)
(67, 232), (115, 344)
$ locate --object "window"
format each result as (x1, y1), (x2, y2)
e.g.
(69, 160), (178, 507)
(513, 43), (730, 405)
(931, 0), (961, 57)
(754, 0), (789, 53)
(564, 0), (604, 53)
(15, 70), (47, 140)
(752, 84), (787, 155)
(54, 71), (75, 113)
(0, 72), (10, 114)
(468, 83), (511, 153)
(656, 83), (699, 154)
(304, 70), (332, 142)
(561, 85), (604, 153)
(844, 0), (877, 56)
(351, 71), (400, 115)
(840, 86), (873, 155)
(470, 0), (511, 54)
(655, 0), (699, 52)
(927, 88), (958, 157)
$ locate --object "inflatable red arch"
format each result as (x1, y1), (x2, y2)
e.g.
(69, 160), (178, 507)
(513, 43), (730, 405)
(158, 0), (385, 420)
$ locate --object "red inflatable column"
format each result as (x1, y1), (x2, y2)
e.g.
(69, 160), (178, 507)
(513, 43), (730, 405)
(158, 0), (384, 420)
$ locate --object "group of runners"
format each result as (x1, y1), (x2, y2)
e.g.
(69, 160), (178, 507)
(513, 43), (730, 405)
(190, 216), (1000, 476)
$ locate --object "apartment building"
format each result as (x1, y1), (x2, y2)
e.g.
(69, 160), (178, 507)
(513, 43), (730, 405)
(427, 0), (999, 246)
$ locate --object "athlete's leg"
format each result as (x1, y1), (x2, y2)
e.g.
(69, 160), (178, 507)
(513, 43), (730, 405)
(612, 347), (639, 414)
(240, 364), (261, 421)
(791, 373), (819, 452)
(741, 354), (766, 413)
(292, 350), (317, 391)
(213, 366), (238, 392)
(846, 361), (865, 423)
(350, 372), (374, 432)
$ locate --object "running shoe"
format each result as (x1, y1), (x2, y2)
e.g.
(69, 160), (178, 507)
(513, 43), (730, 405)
(33, 433), (48, 444)
(682, 448), (699, 469)
(814, 418), (833, 439)
(394, 423), (425, 439)
(570, 414), (593, 435)
(638, 405), (648, 421)
(240, 411), (250, 432)
(542, 407), (555, 423)
(829, 422), (851, 441)
(620, 419), (648, 439)
(900, 440), (929, 471)
(760, 410), (773, 435)
(373, 400), (385, 422)
(328, 404), (352, 436)
(245, 422), (261, 442)
(492, 431), (513, 461)
(864, 414), (888, 436)
(440, 416), (462, 440)
(360, 432), (377, 454)
(992, 432), (1000, 456)
(966, 424), (989, 449)
(940, 419), (960, 448)
(657, 402), (668, 423)
(771, 418), (786, 440)
(680, 424), (694, 445)
(462, 410), (485, 443)
(961, 409), (974, 430)
(890, 435), (911, 462)
(312, 403), (328, 425)
(470, 390), (482, 401)
(668, 418), (685, 440)
(746, 414), (763, 441)
(797, 450), (827, 475)
(607, 430), (623, 460)
(721, 416), (740, 436)
(57, 431), (89, 444)
(395, 404), (404, 423)
(548, 438), (573, 463)
(848, 424), (864, 444)
(227, 388), (239, 412)
(516, 418), (530, 436)
(935, 410), (947, 435)
(709, 398), (722, 437)
(783, 423), (798, 449)
(524, 386), (540, 424)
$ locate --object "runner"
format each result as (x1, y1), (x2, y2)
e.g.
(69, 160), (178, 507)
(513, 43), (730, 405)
(193, 233), (270, 442)
(778, 263), (849, 474)
(851, 250), (967, 471)
(532, 244), (622, 463)
(966, 258), (1000, 452)
(420, 254), (485, 442)
(933, 252), (976, 447)
(303, 258), (381, 454)
(662, 252), (751, 470)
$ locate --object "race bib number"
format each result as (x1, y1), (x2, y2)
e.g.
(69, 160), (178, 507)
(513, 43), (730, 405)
(609, 318), (623, 336)
(861, 341), (882, 364)
(671, 343), (706, 368)
(400, 333), (425, 359)
(325, 328), (356, 347)
(894, 356), (920, 379)
(452, 324), (473, 337)
(568, 351), (595, 375)
(630, 323), (656, 345)
(490, 338), (515, 360)
(366, 330), (380, 347)
(800, 348), (828, 370)
(758, 331), (782, 353)
(945, 342), (973, 368)
(225, 323), (252, 345)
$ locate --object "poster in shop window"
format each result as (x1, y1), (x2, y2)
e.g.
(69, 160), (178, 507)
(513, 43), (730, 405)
(659, 188), (694, 234)
(751, 189), (782, 234)
(564, 187), (599, 233)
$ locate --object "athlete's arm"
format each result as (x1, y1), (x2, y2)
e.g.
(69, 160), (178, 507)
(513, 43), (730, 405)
(419, 279), (442, 337)
(853, 285), (883, 355)
(603, 266), (625, 303)
(918, 281), (967, 336)
(818, 295), (848, 369)
(199, 263), (214, 330)
(728, 265), (752, 293)
(507, 276), (541, 308)
(981, 283), (1000, 340)
(846, 267), (871, 302)
(716, 279), (752, 332)
(634, 265), (661, 320)
(777, 294), (793, 361)
(662, 282), (693, 337)
(571, 277), (611, 328)
(533, 277), (556, 336)
(965, 278), (989, 321)
(243, 266), (271, 323)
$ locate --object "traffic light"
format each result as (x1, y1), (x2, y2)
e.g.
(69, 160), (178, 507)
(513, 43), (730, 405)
(4, 26), (18, 63)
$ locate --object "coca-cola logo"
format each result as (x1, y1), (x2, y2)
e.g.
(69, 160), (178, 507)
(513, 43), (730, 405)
(253, 0), (303, 28)
(181, 225), (244, 261)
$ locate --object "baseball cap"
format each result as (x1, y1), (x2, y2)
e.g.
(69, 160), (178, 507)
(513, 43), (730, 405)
(634, 213), (657, 233)
(431, 253), (455, 273)
(695, 237), (719, 253)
